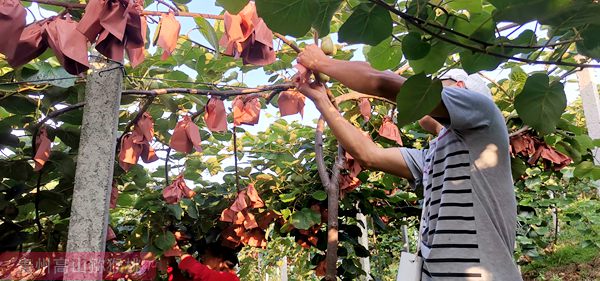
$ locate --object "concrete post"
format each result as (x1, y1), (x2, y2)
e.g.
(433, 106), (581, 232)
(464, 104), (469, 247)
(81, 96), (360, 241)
(357, 211), (371, 280)
(401, 225), (410, 252)
(64, 59), (122, 280)
(577, 68), (600, 161)
(576, 67), (600, 196)
(280, 256), (288, 281)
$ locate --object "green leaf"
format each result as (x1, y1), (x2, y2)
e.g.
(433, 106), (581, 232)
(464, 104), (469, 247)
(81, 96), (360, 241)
(573, 135), (594, 151)
(48, 152), (76, 180)
(279, 192), (297, 203)
(154, 231), (176, 250)
(311, 0), (342, 36)
(511, 157), (527, 180)
(460, 50), (503, 74)
(363, 37), (402, 70)
(27, 62), (76, 88)
(0, 160), (34, 181)
(54, 126), (80, 149)
(572, 161), (600, 180)
(396, 73), (443, 126)
(338, 3), (392, 46)
(446, 0), (482, 13)
(37, 191), (67, 215)
(408, 42), (453, 74)
(311, 190), (327, 201)
(491, 0), (600, 27)
(576, 25), (600, 60)
(216, 0), (249, 14)
(0, 133), (20, 148)
(116, 193), (136, 208)
(56, 109), (83, 125)
(451, 11), (495, 44)
(182, 198), (199, 219)
(205, 157), (222, 176)
(514, 73), (566, 135)
(256, 0), (319, 37)
(166, 204), (183, 220)
(402, 32), (430, 60)
(0, 95), (37, 115)
(290, 208), (321, 230)
(194, 17), (220, 58)
(353, 244), (370, 258)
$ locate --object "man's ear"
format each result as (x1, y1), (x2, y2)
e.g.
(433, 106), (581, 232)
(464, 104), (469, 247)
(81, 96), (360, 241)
(456, 81), (466, 88)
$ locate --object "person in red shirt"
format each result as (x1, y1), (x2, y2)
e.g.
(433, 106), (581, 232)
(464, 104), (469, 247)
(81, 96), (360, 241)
(168, 243), (240, 281)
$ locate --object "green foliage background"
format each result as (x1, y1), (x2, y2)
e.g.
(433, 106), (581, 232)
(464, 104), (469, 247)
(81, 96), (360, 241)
(2, 0), (600, 280)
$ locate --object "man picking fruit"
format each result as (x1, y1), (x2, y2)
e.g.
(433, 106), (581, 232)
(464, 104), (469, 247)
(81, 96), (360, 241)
(296, 44), (522, 281)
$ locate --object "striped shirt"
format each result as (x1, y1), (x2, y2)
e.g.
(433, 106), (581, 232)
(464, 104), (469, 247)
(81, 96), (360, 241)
(400, 87), (522, 280)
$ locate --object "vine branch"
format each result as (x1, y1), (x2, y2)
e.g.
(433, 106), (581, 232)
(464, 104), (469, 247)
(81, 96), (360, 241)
(509, 125), (530, 137)
(314, 92), (396, 280)
(35, 171), (43, 239)
(121, 83), (294, 97)
(369, 0), (600, 69)
(37, 102), (86, 127)
(155, 0), (180, 15)
(120, 96), (155, 142)
(165, 147), (171, 185)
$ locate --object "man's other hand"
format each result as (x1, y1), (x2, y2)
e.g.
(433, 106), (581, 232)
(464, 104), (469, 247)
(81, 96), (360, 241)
(295, 77), (327, 102)
(298, 44), (329, 70)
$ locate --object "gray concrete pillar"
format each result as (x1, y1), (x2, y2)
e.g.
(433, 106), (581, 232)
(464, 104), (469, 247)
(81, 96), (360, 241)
(577, 68), (600, 163)
(280, 256), (288, 281)
(64, 59), (122, 280)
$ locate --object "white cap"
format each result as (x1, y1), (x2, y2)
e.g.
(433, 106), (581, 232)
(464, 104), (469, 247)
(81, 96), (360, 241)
(439, 69), (492, 99)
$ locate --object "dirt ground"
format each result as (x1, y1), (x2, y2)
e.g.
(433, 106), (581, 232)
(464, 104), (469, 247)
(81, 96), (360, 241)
(523, 256), (600, 281)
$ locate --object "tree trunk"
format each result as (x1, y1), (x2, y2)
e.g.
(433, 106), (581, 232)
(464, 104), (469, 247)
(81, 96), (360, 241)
(64, 59), (122, 280)
(325, 146), (343, 280)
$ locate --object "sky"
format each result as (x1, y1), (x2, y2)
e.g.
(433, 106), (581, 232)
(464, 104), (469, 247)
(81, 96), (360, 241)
(18, 1), (600, 184)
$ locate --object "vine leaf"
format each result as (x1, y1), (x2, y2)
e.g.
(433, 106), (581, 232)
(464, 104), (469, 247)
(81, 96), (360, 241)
(446, 0), (482, 13)
(26, 62), (76, 88)
(0, 95), (37, 115)
(290, 208), (321, 230)
(573, 161), (600, 180)
(396, 73), (443, 126)
(255, 0), (319, 37)
(461, 30), (537, 74)
(460, 50), (503, 74)
(576, 25), (600, 60)
(194, 17), (220, 57)
(408, 42), (454, 74)
(311, 0), (342, 36)
(216, 0), (249, 14)
(514, 73), (566, 135)
(402, 32), (430, 60)
(490, 0), (600, 27)
(312, 190), (327, 201)
(154, 231), (176, 251)
(363, 37), (402, 70)
(338, 3), (392, 46)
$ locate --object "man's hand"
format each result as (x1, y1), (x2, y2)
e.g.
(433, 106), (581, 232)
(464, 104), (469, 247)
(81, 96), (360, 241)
(294, 76), (328, 103)
(298, 44), (330, 71)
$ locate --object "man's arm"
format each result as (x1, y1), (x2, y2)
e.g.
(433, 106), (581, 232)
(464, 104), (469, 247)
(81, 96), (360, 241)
(297, 81), (414, 180)
(298, 45), (406, 101)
